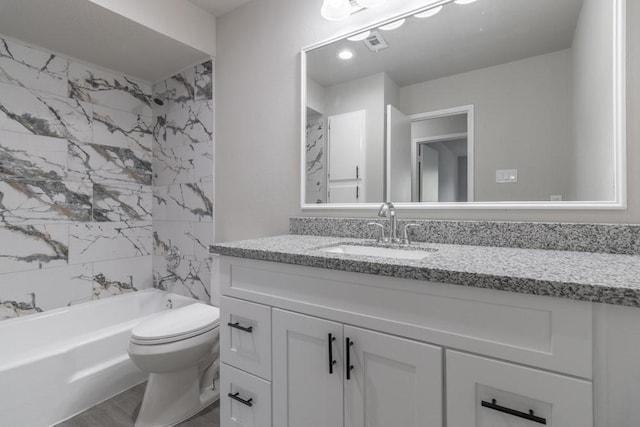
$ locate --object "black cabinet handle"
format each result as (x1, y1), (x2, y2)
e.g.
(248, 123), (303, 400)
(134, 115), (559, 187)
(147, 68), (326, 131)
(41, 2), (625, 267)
(345, 337), (354, 380)
(227, 322), (253, 333)
(481, 399), (546, 425)
(328, 333), (337, 374)
(228, 392), (253, 407)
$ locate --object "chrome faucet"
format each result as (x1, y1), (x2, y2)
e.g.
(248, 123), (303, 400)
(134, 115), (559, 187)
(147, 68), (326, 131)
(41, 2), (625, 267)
(377, 202), (400, 243)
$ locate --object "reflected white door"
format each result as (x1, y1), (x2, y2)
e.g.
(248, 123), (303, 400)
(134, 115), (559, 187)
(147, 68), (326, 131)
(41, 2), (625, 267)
(419, 145), (439, 202)
(327, 110), (365, 203)
(387, 105), (412, 203)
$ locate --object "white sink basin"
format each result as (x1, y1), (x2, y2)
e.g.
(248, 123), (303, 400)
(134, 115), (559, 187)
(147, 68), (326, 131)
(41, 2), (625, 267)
(318, 244), (434, 260)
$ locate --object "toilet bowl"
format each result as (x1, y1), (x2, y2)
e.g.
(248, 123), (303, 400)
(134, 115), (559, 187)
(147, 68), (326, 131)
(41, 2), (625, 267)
(128, 303), (220, 427)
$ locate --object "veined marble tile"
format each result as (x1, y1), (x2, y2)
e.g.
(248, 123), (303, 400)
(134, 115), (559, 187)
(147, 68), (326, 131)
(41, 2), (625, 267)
(306, 118), (326, 204)
(152, 67), (195, 107)
(153, 255), (211, 302)
(0, 263), (93, 319)
(0, 130), (68, 181)
(93, 105), (152, 152)
(93, 183), (151, 222)
(92, 256), (152, 299)
(0, 223), (68, 274)
(69, 221), (152, 264)
(68, 142), (151, 186)
(153, 182), (213, 222)
(0, 37), (68, 96)
(194, 60), (213, 101)
(153, 141), (212, 186)
(0, 179), (92, 224)
(152, 185), (168, 221)
(68, 62), (152, 117)
(192, 222), (213, 262)
(153, 221), (194, 257)
(0, 81), (93, 141)
(154, 100), (213, 148)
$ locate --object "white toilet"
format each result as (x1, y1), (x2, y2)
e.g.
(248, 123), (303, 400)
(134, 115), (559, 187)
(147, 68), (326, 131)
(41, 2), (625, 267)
(128, 303), (220, 427)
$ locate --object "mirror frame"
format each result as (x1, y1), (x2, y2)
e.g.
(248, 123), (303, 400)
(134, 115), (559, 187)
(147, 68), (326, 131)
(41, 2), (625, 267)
(300, 0), (626, 211)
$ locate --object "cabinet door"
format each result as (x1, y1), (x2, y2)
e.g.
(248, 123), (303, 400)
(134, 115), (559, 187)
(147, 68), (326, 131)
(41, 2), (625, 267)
(344, 326), (443, 427)
(272, 309), (343, 427)
(446, 350), (593, 427)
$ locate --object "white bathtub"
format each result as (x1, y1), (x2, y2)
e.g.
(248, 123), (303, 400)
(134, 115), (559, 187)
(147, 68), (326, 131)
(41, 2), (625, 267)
(0, 289), (198, 427)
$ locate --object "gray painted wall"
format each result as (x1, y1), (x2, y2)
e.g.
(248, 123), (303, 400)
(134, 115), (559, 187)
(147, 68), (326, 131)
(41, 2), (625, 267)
(215, 0), (639, 243)
(573, 0), (616, 201)
(400, 49), (574, 202)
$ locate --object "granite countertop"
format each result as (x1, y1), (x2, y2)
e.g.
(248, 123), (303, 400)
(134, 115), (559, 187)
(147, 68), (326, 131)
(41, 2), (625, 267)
(210, 235), (640, 308)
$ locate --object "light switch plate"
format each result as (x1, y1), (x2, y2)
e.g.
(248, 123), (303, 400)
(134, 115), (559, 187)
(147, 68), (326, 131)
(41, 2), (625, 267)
(496, 169), (518, 183)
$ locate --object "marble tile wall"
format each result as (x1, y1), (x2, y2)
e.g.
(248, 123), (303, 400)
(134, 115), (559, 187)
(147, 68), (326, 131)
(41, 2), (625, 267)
(152, 60), (214, 302)
(0, 36), (154, 320)
(305, 118), (327, 204)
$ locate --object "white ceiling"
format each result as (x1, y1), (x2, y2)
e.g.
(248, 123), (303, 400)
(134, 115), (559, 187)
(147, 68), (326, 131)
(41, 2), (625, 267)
(0, 0), (211, 83)
(188, 0), (255, 17)
(308, 0), (584, 88)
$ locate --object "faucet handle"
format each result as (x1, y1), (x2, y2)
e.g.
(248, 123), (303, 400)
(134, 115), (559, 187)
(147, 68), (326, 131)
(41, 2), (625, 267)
(400, 223), (421, 245)
(367, 222), (387, 243)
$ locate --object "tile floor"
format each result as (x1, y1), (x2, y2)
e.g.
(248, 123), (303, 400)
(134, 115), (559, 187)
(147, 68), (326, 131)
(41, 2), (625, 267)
(55, 383), (220, 427)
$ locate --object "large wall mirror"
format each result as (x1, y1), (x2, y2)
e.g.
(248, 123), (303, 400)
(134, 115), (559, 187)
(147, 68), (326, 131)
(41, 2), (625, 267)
(301, 0), (625, 209)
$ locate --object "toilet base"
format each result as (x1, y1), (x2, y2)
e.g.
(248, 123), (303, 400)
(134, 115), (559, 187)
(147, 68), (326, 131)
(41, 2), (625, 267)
(134, 367), (219, 427)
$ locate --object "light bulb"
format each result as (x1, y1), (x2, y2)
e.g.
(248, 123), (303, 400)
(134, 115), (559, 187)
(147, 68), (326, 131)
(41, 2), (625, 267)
(347, 30), (371, 41)
(356, 0), (387, 7)
(321, 0), (352, 21)
(379, 18), (405, 31)
(338, 49), (354, 60)
(414, 5), (443, 18)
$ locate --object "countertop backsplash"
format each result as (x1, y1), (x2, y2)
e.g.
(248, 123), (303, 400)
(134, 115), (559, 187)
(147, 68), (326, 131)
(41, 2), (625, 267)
(289, 217), (640, 255)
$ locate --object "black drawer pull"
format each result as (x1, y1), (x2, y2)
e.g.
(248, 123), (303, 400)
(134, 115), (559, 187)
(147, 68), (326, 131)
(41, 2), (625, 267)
(227, 322), (253, 333)
(228, 392), (253, 407)
(345, 337), (354, 380)
(328, 333), (336, 374)
(481, 399), (546, 425)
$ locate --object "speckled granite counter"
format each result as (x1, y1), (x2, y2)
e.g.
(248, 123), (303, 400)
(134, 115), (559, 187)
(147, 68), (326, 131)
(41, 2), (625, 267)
(210, 235), (640, 308)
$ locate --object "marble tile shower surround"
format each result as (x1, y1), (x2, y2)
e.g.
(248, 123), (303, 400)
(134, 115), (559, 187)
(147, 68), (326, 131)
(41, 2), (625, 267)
(0, 36), (156, 320)
(290, 217), (640, 256)
(152, 60), (214, 302)
(306, 118), (326, 204)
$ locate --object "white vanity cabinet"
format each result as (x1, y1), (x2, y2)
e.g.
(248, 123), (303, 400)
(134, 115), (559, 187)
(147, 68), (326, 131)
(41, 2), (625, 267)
(272, 309), (442, 427)
(217, 255), (597, 427)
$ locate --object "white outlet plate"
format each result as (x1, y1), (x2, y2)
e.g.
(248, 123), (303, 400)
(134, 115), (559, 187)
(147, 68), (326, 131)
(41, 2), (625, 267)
(496, 169), (518, 183)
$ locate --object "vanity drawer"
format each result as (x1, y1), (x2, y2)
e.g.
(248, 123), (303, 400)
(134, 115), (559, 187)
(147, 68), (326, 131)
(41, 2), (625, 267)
(446, 350), (593, 427)
(220, 363), (271, 427)
(220, 296), (271, 380)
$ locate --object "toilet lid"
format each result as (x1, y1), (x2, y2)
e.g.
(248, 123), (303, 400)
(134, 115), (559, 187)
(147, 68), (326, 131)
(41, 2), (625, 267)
(131, 303), (220, 343)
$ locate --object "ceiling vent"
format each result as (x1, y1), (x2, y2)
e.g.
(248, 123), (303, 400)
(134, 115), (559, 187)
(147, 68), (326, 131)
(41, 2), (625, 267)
(363, 31), (389, 52)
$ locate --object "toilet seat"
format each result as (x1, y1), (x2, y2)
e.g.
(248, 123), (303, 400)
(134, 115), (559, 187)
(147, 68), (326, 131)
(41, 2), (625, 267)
(131, 303), (220, 345)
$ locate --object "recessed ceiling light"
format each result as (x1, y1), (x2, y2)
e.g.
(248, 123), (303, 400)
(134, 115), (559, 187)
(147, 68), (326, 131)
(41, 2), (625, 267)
(347, 30), (371, 41)
(338, 49), (354, 60)
(414, 5), (443, 18)
(379, 18), (405, 31)
(454, 0), (478, 4)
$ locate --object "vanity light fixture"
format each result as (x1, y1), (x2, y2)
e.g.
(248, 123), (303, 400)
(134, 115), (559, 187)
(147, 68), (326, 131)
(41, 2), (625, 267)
(379, 18), (405, 31)
(338, 49), (354, 60)
(347, 30), (372, 41)
(321, 0), (352, 21)
(414, 5), (443, 18)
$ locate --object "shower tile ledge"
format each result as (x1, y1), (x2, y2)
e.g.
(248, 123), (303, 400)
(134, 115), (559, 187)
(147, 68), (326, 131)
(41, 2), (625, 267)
(210, 234), (640, 308)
